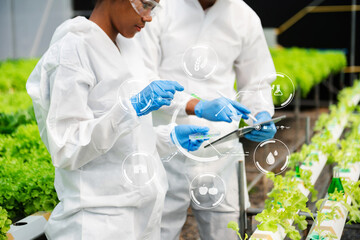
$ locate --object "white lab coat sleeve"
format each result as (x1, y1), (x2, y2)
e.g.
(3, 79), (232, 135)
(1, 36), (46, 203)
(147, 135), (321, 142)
(44, 58), (140, 171)
(154, 123), (178, 157)
(234, 12), (276, 117)
(137, 3), (192, 117)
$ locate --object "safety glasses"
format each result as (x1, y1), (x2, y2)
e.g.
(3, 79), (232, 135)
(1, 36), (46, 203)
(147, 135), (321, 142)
(129, 0), (161, 18)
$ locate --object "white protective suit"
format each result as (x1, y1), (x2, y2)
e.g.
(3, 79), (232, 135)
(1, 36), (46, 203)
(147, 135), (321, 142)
(137, 0), (276, 239)
(26, 16), (170, 240)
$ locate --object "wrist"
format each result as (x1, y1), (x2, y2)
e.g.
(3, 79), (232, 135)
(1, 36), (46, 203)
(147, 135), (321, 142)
(185, 99), (200, 115)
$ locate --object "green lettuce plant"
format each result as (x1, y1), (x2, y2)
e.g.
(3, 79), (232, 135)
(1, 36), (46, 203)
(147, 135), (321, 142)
(0, 207), (11, 240)
(342, 180), (360, 224)
(0, 124), (57, 221)
(227, 221), (248, 240)
(254, 172), (313, 240)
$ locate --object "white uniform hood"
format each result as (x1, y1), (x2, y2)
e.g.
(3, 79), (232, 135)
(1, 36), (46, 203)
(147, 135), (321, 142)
(50, 17), (92, 45)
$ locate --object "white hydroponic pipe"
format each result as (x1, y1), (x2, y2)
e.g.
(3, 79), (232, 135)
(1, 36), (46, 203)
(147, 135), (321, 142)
(306, 162), (360, 240)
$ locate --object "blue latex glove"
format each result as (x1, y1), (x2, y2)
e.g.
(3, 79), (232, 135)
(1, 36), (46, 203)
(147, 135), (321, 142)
(244, 111), (277, 142)
(194, 97), (251, 122)
(171, 125), (210, 151)
(131, 80), (184, 116)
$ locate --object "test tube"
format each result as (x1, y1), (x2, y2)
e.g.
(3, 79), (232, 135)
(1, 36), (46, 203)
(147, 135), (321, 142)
(189, 132), (221, 141)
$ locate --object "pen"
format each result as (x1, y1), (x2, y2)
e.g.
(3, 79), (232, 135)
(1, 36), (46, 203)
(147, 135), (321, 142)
(247, 113), (258, 122)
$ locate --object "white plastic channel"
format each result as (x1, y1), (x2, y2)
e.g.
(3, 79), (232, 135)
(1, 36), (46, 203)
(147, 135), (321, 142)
(6, 211), (51, 240)
(306, 162), (360, 240)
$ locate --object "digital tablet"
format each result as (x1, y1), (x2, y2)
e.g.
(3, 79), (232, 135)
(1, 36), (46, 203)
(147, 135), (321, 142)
(203, 115), (286, 148)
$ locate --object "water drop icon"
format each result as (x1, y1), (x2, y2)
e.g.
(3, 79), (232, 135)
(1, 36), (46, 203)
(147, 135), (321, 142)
(266, 152), (275, 165)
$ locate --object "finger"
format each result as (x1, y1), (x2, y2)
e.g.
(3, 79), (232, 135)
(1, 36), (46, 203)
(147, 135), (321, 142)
(189, 139), (204, 146)
(170, 81), (185, 91)
(241, 114), (249, 120)
(244, 134), (267, 142)
(159, 91), (174, 100)
(194, 126), (210, 134)
(230, 100), (251, 114)
(248, 131), (270, 137)
(163, 81), (184, 92)
(154, 81), (176, 94)
(188, 140), (199, 151)
(157, 98), (171, 106)
(226, 102), (250, 120)
(249, 132), (274, 140)
(191, 139), (205, 151)
(218, 112), (232, 123)
(215, 106), (234, 122)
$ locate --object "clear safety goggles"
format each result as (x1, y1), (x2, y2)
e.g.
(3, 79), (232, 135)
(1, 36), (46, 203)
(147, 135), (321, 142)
(129, 0), (161, 18)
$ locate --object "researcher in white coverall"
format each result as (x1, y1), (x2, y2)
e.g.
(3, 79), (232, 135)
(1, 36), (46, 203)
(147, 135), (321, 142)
(137, 0), (277, 239)
(26, 0), (210, 239)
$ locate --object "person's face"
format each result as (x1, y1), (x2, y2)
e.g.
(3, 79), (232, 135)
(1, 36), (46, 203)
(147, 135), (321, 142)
(110, 0), (158, 38)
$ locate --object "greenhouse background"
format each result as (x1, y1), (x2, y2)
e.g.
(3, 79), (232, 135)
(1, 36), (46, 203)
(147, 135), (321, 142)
(0, 0), (359, 240)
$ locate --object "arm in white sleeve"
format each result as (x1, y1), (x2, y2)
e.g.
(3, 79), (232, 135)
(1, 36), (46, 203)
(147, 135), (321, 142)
(154, 123), (178, 157)
(234, 13), (276, 117)
(46, 64), (140, 171)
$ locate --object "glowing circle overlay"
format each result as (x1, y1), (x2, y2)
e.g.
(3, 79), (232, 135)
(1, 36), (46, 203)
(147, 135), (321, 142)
(182, 45), (218, 81)
(118, 79), (154, 114)
(189, 173), (226, 209)
(122, 152), (156, 187)
(258, 72), (295, 109)
(253, 139), (290, 175)
(170, 106), (220, 162)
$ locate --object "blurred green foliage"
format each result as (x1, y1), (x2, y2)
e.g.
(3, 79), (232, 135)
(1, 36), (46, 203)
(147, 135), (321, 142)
(0, 59), (38, 134)
(270, 47), (347, 105)
(0, 59), (38, 93)
(0, 91), (33, 114)
(0, 124), (57, 221)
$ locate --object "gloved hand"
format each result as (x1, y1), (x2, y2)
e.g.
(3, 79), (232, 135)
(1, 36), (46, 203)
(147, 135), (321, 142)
(194, 97), (251, 122)
(131, 80), (184, 116)
(171, 125), (210, 151)
(244, 111), (276, 142)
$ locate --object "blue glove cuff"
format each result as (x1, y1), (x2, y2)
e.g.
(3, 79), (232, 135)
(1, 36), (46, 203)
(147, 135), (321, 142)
(194, 101), (205, 118)
(130, 95), (141, 116)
